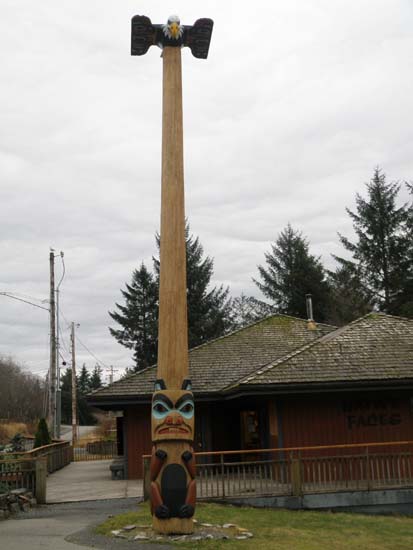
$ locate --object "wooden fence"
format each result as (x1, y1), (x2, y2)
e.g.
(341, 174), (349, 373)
(0, 440), (72, 503)
(73, 439), (117, 461)
(143, 441), (413, 501)
(0, 457), (46, 503)
(23, 440), (73, 473)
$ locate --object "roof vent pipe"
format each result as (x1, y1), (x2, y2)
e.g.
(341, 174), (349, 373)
(306, 294), (317, 330)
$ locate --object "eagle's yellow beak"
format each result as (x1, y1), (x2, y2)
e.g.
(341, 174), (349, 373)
(170, 22), (180, 39)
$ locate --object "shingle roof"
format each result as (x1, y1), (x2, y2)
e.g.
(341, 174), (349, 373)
(90, 315), (335, 400)
(239, 313), (413, 388)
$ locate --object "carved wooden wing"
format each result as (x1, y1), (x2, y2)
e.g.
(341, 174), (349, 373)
(185, 19), (214, 59)
(131, 15), (158, 56)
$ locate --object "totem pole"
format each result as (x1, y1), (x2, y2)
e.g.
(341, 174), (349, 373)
(131, 15), (213, 534)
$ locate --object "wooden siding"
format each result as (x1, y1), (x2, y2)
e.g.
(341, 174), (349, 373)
(279, 393), (413, 449)
(124, 392), (413, 478)
(125, 405), (151, 479)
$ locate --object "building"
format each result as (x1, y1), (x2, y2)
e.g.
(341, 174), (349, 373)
(89, 313), (413, 479)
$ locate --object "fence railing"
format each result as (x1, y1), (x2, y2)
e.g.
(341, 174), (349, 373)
(1, 440), (72, 474)
(0, 440), (72, 504)
(143, 441), (413, 501)
(73, 439), (117, 461)
(24, 440), (73, 474)
(0, 457), (47, 503)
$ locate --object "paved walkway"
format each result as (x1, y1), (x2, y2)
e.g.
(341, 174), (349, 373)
(0, 500), (169, 550)
(47, 460), (143, 503)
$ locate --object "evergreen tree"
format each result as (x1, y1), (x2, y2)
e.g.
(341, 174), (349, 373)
(89, 364), (103, 391)
(109, 262), (158, 371)
(110, 225), (232, 370)
(120, 367), (135, 380)
(253, 224), (330, 321)
(396, 182), (413, 317)
(153, 224), (232, 348)
(326, 263), (373, 326)
(78, 364), (90, 395)
(34, 418), (51, 448)
(230, 293), (275, 329)
(77, 393), (96, 425)
(335, 168), (412, 315)
(60, 367), (96, 426)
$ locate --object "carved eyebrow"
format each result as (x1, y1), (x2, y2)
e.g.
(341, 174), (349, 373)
(153, 394), (174, 408)
(175, 394), (194, 409)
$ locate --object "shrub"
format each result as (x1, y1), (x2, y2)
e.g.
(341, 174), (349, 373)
(33, 418), (51, 448)
(9, 433), (25, 452)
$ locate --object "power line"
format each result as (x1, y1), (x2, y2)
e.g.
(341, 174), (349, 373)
(0, 292), (50, 312)
(3, 291), (47, 303)
(75, 335), (110, 370)
(59, 305), (116, 373)
(58, 350), (70, 365)
(58, 325), (70, 354)
(59, 306), (110, 369)
(56, 253), (66, 289)
(27, 368), (50, 375)
(59, 308), (72, 330)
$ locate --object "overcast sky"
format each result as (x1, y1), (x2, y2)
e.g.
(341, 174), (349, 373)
(1, 1), (412, 381)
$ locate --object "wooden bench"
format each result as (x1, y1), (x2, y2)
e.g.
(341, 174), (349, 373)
(109, 457), (124, 480)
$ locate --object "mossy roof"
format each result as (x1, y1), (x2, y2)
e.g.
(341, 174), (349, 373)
(239, 313), (413, 388)
(89, 314), (335, 402)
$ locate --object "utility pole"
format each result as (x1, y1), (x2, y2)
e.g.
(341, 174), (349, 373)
(71, 322), (78, 447)
(43, 372), (49, 418)
(48, 250), (57, 439)
(55, 251), (65, 439)
(107, 365), (118, 385)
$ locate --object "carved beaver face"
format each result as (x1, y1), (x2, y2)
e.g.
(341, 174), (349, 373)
(151, 379), (194, 443)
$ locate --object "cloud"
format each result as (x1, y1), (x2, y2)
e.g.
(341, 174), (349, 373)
(1, 0), (412, 377)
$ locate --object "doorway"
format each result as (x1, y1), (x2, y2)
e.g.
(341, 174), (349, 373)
(240, 410), (261, 450)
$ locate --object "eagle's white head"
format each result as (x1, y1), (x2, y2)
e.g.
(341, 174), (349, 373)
(163, 14), (183, 40)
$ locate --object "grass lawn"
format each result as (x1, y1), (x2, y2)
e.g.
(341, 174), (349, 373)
(96, 502), (413, 549)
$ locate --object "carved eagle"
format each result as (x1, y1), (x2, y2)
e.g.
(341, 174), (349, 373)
(131, 15), (214, 59)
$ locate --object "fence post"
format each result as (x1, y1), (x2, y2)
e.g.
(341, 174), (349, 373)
(291, 452), (302, 497)
(220, 453), (225, 498)
(35, 458), (47, 504)
(366, 447), (371, 491)
(143, 456), (151, 501)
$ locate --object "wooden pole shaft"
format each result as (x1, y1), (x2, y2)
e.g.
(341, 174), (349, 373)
(49, 252), (57, 438)
(157, 47), (188, 389)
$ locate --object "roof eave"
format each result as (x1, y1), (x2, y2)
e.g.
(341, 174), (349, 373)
(87, 390), (224, 408)
(224, 378), (413, 399)
(87, 377), (413, 409)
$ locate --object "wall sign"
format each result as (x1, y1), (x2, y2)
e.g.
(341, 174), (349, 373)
(341, 399), (402, 430)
